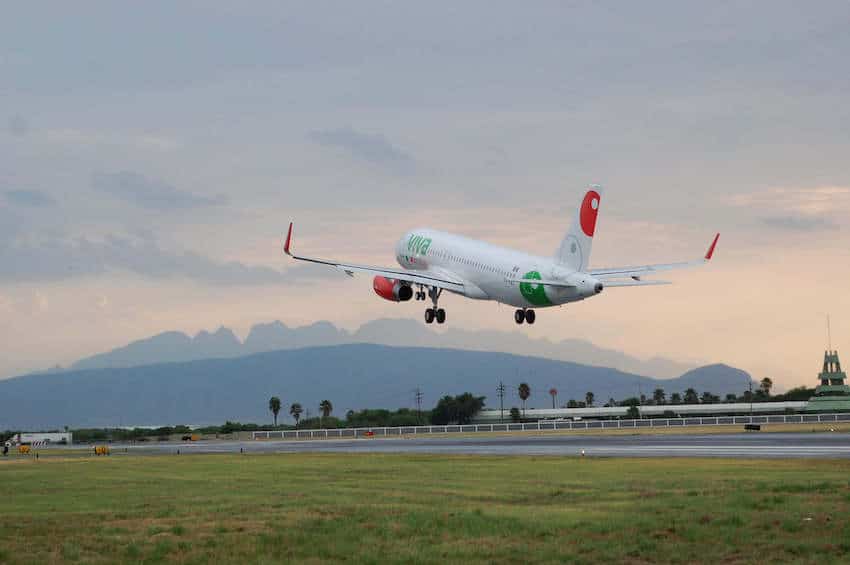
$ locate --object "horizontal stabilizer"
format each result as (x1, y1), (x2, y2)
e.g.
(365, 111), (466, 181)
(603, 280), (671, 287)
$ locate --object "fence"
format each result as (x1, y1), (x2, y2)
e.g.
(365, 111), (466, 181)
(252, 412), (850, 441)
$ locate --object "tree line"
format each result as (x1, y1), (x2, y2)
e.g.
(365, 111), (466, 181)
(265, 393), (486, 429)
(268, 378), (813, 428)
(16, 379), (816, 443)
(515, 378), (812, 411)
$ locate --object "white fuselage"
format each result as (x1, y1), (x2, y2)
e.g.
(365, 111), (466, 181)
(395, 229), (602, 308)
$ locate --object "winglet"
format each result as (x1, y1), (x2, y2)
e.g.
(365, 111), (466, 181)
(704, 233), (720, 261)
(284, 222), (294, 256)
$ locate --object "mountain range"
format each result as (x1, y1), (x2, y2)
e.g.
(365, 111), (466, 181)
(69, 318), (696, 378)
(0, 343), (750, 429)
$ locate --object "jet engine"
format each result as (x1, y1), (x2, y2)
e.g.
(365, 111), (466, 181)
(373, 276), (413, 302)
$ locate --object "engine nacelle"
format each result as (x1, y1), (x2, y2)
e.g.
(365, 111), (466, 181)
(373, 276), (413, 302)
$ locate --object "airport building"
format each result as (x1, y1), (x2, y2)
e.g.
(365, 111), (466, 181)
(806, 349), (850, 412)
(14, 432), (73, 445)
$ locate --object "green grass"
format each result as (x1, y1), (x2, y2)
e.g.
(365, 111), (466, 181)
(2, 454), (850, 563)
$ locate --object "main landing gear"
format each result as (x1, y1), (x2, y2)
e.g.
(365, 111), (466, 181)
(425, 307), (446, 324)
(424, 287), (446, 324)
(514, 309), (536, 325)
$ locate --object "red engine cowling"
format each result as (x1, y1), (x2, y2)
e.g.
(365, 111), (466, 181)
(373, 276), (413, 302)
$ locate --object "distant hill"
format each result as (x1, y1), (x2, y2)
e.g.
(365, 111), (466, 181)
(674, 364), (752, 393)
(69, 318), (695, 378)
(0, 344), (750, 429)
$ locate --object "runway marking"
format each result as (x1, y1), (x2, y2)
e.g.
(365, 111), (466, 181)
(97, 432), (850, 459)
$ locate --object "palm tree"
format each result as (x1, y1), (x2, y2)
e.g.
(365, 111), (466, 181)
(653, 388), (666, 405)
(760, 377), (773, 397)
(518, 383), (531, 415)
(683, 388), (699, 404)
(319, 399), (333, 419)
(289, 403), (303, 427)
(548, 388), (558, 409)
(585, 391), (594, 407)
(268, 396), (281, 427)
(670, 392), (682, 405)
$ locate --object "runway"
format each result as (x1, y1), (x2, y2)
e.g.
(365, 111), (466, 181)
(113, 432), (850, 459)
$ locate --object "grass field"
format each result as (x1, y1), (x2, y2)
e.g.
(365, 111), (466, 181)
(2, 454), (850, 564)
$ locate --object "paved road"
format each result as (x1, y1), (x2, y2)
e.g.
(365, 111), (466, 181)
(109, 432), (850, 459)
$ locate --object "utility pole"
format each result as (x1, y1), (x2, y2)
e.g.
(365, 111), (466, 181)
(414, 387), (424, 424)
(749, 380), (753, 419)
(637, 382), (643, 419)
(497, 381), (506, 423)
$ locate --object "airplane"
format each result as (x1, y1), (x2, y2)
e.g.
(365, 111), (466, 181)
(283, 185), (719, 325)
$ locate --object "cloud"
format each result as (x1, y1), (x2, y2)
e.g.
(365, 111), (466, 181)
(34, 291), (49, 313)
(0, 233), (338, 285)
(7, 114), (29, 136)
(92, 171), (225, 210)
(730, 186), (850, 232)
(4, 189), (55, 207)
(46, 129), (181, 151)
(730, 186), (850, 215)
(309, 128), (416, 174)
(0, 207), (22, 245)
(762, 215), (839, 231)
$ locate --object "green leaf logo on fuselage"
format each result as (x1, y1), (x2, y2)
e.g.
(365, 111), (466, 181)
(519, 271), (552, 306)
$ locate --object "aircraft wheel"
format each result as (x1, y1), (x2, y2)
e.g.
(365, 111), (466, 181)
(436, 308), (446, 324)
(525, 309), (536, 324)
(425, 308), (436, 324)
(514, 309), (525, 324)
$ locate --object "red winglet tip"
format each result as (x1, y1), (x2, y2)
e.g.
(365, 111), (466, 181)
(284, 222), (293, 255)
(705, 233), (720, 260)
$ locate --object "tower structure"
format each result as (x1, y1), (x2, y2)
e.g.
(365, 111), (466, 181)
(805, 349), (850, 412)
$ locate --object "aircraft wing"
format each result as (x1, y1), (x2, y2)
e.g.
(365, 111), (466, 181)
(283, 223), (466, 293)
(589, 233), (719, 281)
(504, 278), (671, 288)
(506, 278), (576, 288)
